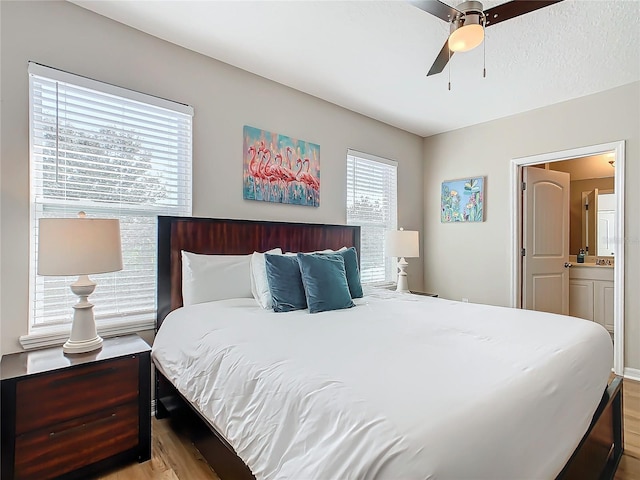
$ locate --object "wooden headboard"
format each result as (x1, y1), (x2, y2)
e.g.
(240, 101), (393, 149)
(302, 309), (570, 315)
(156, 216), (361, 330)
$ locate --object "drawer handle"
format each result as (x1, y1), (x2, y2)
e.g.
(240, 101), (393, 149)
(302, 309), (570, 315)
(49, 413), (117, 438)
(52, 367), (117, 386)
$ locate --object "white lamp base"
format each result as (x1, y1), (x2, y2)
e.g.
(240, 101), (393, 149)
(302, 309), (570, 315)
(64, 274), (103, 355)
(396, 257), (410, 292)
(63, 336), (103, 354)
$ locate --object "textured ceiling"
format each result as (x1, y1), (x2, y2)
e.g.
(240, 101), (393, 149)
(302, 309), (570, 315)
(70, 0), (640, 137)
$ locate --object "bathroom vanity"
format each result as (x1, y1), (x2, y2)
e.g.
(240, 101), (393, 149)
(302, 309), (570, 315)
(569, 263), (614, 333)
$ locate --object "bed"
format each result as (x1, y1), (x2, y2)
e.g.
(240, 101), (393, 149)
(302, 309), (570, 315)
(152, 215), (623, 479)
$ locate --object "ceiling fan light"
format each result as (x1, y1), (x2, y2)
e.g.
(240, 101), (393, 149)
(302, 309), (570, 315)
(448, 20), (484, 53)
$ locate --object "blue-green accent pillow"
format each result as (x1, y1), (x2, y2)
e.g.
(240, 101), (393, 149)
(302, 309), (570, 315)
(265, 254), (307, 312)
(297, 253), (355, 314)
(335, 247), (363, 299)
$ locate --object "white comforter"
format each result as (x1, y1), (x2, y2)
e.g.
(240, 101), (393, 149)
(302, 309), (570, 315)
(152, 289), (612, 480)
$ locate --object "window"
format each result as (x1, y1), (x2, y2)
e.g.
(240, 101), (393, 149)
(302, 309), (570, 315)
(29, 63), (193, 331)
(346, 149), (398, 283)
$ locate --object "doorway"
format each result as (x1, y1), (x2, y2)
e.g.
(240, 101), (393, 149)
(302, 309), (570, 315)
(509, 141), (625, 375)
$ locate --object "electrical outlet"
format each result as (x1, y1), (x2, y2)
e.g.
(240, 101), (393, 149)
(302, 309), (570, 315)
(462, 298), (469, 303)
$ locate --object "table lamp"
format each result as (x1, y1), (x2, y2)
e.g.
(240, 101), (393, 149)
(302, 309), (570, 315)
(385, 228), (419, 292)
(38, 212), (122, 354)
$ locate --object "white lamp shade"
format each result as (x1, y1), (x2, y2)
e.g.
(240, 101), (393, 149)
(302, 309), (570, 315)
(38, 218), (123, 276)
(385, 229), (419, 258)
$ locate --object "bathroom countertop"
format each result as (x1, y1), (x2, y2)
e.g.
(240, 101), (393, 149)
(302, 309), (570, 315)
(568, 255), (614, 268)
(572, 263), (614, 268)
(570, 264), (614, 281)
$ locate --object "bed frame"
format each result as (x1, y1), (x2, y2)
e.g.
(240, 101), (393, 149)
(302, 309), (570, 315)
(154, 215), (623, 480)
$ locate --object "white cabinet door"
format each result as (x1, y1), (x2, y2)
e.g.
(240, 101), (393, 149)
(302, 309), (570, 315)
(569, 279), (594, 321)
(594, 280), (614, 333)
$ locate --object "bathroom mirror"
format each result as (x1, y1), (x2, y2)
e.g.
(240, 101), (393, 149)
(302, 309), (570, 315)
(549, 153), (615, 257)
(580, 189), (616, 257)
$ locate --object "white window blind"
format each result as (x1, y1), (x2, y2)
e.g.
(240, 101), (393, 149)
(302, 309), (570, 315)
(29, 63), (193, 329)
(346, 150), (398, 283)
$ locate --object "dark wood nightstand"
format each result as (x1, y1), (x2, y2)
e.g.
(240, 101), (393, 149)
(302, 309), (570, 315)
(409, 290), (438, 297)
(1, 335), (151, 480)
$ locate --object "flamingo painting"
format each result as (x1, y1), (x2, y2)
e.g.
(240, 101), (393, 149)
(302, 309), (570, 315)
(243, 125), (320, 207)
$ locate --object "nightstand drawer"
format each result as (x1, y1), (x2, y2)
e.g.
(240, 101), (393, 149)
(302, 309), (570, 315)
(2, 336), (151, 480)
(15, 356), (139, 435)
(14, 402), (139, 480)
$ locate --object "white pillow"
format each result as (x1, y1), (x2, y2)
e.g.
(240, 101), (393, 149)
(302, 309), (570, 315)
(181, 251), (253, 306)
(250, 248), (283, 309)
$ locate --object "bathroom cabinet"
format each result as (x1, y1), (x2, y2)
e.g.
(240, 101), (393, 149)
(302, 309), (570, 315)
(569, 266), (614, 333)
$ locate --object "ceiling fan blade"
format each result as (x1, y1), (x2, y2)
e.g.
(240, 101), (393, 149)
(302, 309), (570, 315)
(408, 0), (460, 23)
(427, 39), (453, 76)
(484, 1), (563, 27)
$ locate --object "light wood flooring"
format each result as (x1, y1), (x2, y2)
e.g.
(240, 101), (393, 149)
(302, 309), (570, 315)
(620, 377), (640, 480)
(99, 379), (640, 480)
(99, 417), (219, 480)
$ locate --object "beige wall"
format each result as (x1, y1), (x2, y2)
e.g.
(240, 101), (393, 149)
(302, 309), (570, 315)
(0, 1), (424, 355)
(423, 82), (640, 369)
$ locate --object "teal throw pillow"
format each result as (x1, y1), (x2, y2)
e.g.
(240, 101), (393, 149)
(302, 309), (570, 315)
(297, 253), (355, 314)
(335, 247), (363, 298)
(265, 254), (307, 312)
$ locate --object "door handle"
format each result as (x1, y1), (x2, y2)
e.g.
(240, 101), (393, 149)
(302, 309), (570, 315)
(564, 262), (573, 268)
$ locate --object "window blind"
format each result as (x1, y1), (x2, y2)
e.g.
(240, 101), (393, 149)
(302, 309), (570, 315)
(29, 63), (193, 328)
(346, 150), (398, 283)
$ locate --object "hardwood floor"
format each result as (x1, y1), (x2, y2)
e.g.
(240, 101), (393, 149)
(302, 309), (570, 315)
(99, 379), (640, 480)
(616, 455), (640, 480)
(617, 378), (640, 480)
(623, 377), (640, 459)
(98, 418), (219, 480)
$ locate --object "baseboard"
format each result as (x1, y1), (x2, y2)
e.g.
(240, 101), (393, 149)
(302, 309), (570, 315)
(623, 368), (640, 382)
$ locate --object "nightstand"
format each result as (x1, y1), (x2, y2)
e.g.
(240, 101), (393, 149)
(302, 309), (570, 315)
(409, 290), (438, 297)
(1, 335), (151, 480)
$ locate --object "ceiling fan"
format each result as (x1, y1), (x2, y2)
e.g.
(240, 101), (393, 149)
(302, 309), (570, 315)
(410, 0), (563, 77)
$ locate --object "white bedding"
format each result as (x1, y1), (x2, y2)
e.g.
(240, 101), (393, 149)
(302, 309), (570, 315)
(152, 288), (612, 479)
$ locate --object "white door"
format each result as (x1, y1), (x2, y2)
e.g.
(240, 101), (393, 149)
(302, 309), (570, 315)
(522, 167), (570, 315)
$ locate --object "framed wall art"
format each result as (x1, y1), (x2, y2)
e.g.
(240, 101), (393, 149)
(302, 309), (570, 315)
(441, 177), (485, 223)
(243, 125), (320, 207)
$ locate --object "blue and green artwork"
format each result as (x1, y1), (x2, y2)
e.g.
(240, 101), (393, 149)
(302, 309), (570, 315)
(441, 177), (484, 223)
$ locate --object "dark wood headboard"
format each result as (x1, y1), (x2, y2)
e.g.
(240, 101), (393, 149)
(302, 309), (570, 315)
(156, 216), (361, 330)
